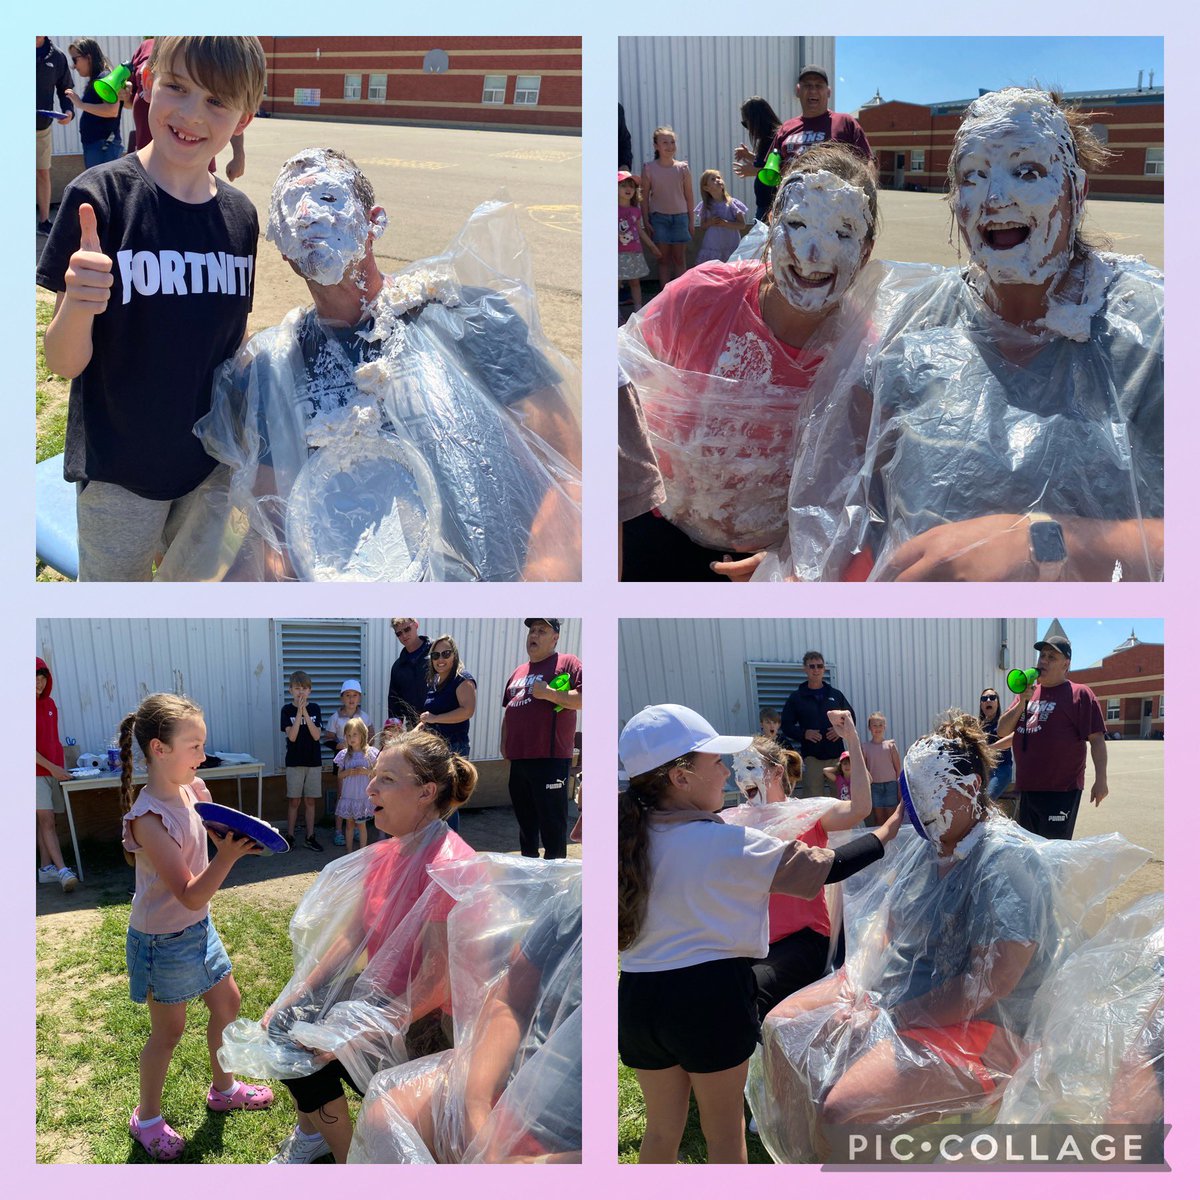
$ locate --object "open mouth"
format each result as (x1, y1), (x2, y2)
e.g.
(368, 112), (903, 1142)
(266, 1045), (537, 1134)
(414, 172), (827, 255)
(783, 264), (835, 291)
(169, 125), (204, 146)
(980, 221), (1031, 251)
(743, 785), (760, 802)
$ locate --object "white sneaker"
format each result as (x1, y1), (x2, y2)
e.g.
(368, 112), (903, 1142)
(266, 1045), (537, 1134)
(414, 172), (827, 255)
(269, 1127), (330, 1164)
(37, 865), (59, 885)
(58, 867), (78, 893)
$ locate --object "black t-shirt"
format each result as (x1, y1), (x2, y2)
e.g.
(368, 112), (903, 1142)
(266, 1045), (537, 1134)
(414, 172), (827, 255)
(281, 702), (324, 768)
(36, 154), (258, 500)
(78, 80), (122, 145)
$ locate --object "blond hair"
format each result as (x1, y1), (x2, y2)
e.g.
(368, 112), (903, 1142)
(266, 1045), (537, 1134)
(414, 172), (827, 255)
(378, 725), (476, 819)
(749, 734), (804, 795)
(149, 36), (266, 119)
(343, 716), (369, 752)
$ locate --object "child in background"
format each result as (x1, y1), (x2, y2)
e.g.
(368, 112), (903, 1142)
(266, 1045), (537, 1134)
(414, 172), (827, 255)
(641, 127), (693, 289)
(37, 36), (267, 581)
(862, 711), (902, 826)
(759, 707), (783, 743)
(693, 169), (748, 264)
(35, 657), (78, 891)
(822, 751), (853, 803)
(120, 693), (272, 1161)
(333, 717), (378, 852)
(281, 670), (324, 851)
(618, 171), (660, 313)
(617, 704), (891, 1163)
(324, 679), (374, 847)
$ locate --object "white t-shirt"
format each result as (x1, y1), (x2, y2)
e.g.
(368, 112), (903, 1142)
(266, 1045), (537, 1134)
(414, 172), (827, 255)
(620, 818), (786, 972)
(325, 709), (373, 746)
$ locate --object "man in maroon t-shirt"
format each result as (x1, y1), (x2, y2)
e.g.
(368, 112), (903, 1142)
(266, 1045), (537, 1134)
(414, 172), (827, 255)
(734, 65), (872, 184)
(501, 619), (582, 859)
(997, 634), (1108, 839)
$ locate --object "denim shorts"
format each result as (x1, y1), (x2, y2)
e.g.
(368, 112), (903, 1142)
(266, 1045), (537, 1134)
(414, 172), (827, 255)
(870, 780), (899, 808)
(650, 211), (691, 244)
(127, 915), (232, 1005)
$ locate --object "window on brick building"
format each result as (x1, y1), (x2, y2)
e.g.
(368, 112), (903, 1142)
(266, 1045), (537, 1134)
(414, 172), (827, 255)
(1145, 147), (1164, 176)
(482, 74), (507, 104)
(910, 148), (926, 172)
(514, 75), (541, 105)
(344, 74), (361, 101)
(368, 73), (387, 102)
(1106, 699), (1121, 721)
(1159, 694), (1165, 718)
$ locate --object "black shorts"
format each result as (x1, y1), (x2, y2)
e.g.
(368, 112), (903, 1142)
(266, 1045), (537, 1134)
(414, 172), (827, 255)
(751, 926), (830, 1022)
(1018, 789), (1083, 840)
(618, 957), (758, 1074)
(621, 511), (733, 582)
(282, 1057), (363, 1113)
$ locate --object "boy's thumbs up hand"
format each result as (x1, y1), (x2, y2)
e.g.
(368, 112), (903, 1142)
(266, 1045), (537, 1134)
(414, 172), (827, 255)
(63, 203), (113, 313)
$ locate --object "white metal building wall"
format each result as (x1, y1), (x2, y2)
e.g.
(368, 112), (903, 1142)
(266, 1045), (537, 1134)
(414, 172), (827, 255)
(37, 618), (581, 768)
(45, 36), (140, 156)
(618, 36), (834, 212)
(618, 618), (1039, 758)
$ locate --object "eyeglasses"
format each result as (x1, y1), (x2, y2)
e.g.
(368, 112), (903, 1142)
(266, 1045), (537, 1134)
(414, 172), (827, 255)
(430, 649), (454, 660)
(393, 623), (414, 635)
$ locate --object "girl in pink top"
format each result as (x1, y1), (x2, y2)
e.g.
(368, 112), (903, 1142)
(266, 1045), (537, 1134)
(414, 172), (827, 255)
(618, 170), (661, 313)
(862, 711), (902, 825)
(737, 713), (901, 1019)
(642, 126), (693, 289)
(120, 693), (271, 1161)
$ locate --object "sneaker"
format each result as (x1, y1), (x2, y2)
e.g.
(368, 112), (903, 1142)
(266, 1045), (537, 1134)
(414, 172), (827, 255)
(304, 834), (323, 852)
(129, 1107), (185, 1162)
(332, 831), (346, 847)
(37, 865), (59, 885)
(58, 867), (78, 893)
(37, 219), (53, 236)
(206, 1079), (274, 1112)
(269, 1125), (331, 1165)
(283, 831), (295, 848)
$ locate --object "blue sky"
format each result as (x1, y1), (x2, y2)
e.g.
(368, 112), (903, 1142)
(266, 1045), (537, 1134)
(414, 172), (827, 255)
(1034, 618), (1164, 670)
(834, 37), (1164, 114)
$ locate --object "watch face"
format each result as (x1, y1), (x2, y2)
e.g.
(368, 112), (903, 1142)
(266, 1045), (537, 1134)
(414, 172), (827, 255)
(1030, 520), (1068, 563)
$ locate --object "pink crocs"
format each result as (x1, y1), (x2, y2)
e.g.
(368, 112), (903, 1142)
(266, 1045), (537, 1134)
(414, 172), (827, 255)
(206, 1079), (275, 1112)
(129, 1107), (185, 1162)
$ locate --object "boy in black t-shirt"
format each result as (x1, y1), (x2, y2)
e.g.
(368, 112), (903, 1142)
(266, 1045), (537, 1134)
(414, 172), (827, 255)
(37, 36), (267, 581)
(281, 670), (324, 851)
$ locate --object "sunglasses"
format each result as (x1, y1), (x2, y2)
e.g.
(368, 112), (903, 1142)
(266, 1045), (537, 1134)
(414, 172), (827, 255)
(806, 663), (825, 670)
(981, 695), (999, 703)
(430, 649), (454, 660)
(393, 623), (414, 634)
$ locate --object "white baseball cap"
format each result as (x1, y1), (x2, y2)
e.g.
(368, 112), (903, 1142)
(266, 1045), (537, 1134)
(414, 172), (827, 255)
(619, 704), (752, 777)
(340, 679), (363, 694)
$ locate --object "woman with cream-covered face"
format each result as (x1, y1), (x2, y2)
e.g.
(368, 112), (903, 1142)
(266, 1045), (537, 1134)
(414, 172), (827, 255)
(618, 143), (879, 582)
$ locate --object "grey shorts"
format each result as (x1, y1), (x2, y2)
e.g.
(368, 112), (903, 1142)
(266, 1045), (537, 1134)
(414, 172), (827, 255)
(286, 765), (324, 799)
(36, 776), (65, 813)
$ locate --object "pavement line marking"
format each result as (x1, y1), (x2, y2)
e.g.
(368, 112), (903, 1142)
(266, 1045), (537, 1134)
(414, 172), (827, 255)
(354, 157), (454, 171)
(522, 204), (581, 234)
(492, 148), (581, 163)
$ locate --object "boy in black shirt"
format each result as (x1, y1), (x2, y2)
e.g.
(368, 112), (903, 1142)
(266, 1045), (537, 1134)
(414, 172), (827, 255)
(281, 670), (324, 851)
(37, 36), (266, 581)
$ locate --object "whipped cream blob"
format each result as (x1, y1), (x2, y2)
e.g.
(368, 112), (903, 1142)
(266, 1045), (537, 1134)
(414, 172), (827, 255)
(768, 170), (871, 314)
(732, 748), (768, 805)
(901, 736), (982, 842)
(267, 149), (388, 286)
(952, 88), (1085, 288)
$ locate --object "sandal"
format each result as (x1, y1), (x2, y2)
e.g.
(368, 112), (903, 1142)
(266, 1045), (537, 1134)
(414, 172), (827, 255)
(333, 832), (346, 847)
(129, 1107), (185, 1162)
(206, 1079), (275, 1112)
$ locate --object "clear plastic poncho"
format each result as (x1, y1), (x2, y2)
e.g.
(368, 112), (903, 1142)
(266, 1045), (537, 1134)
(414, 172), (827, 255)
(995, 892), (1163, 1127)
(616, 256), (881, 553)
(218, 820), (474, 1090)
(347, 855), (582, 1164)
(746, 819), (1150, 1162)
(774, 252), (1164, 582)
(720, 794), (837, 842)
(157, 202), (581, 582)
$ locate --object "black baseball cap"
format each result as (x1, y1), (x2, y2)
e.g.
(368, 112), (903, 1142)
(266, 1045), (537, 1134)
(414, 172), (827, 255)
(1034, 635), (1072, 659)
(525, 618), (562, 632)
(798, 65), (829, 83)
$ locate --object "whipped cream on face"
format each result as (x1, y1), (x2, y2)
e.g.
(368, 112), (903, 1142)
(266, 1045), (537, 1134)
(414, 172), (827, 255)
(902, 736), (982, 842)
(768, 170), (871, 314)
(267, 148), (387, 287)
(732, 748), (768, 805)
(952, 88), (1085, 288)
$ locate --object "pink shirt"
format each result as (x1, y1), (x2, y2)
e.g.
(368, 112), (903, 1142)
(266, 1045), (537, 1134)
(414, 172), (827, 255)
(618, 204), (644, 254)
(862, 738), (900, 783)
(768, 822), (831, 942)
(123, 778), (213, 935)
(642, 158), (690, 215)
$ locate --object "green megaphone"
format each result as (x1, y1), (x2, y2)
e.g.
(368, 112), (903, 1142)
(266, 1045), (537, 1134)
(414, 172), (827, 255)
(548, 672), (572, 713)
(758, 149), (782, 187)
(94, 62), (133, 104)
(1006, 668), (1040, 695)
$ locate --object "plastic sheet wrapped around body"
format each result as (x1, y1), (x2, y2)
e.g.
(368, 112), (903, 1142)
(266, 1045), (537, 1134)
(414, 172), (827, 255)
(218, 820), (473, 1085)
(746, 820), (1150, 1162)
(348, 854), (582, 1163)
(720, 795), (837, 843)
(616, 258), (881, 553)
(778, 253), (1164, 582)
(157, 201), (582, 582)
(995, 893), (1163, 1126)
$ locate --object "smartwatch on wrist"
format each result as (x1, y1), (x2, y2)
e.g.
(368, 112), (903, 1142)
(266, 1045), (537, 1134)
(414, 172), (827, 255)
(1027, 514), (1067, 581)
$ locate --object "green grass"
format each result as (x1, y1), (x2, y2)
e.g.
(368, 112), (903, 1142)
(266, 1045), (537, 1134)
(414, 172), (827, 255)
(617, 1059), (773, 1163)
(35, 885), (331, 1164)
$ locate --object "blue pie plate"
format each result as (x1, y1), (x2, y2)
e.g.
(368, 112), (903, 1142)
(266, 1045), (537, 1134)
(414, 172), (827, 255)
(194, 802), (289, 855)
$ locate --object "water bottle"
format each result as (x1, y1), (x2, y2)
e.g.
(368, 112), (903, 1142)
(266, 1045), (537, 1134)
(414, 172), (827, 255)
(107, 738), (121, 772)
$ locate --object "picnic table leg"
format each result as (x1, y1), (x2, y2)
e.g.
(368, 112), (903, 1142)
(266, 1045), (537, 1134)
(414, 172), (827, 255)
(256, 767), (263, 821)
(236, 774), (243, 814)
(63, 788), (84, 883)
